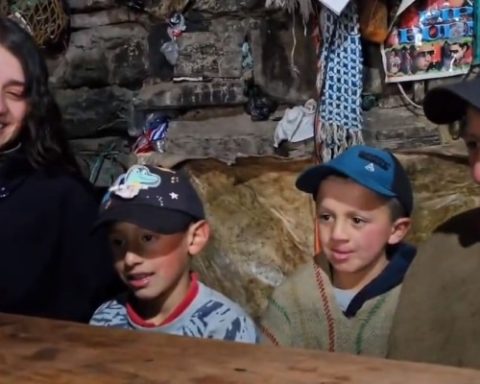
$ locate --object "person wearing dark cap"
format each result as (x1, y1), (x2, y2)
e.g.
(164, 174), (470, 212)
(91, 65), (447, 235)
(89, 165), (258, 343)
(259, 145), (416, 357)
(388, 77), (480, 368)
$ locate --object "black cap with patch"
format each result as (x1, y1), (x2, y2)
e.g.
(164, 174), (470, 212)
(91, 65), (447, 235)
(423, 76), (480, 124)
(94, 165), (205, 234)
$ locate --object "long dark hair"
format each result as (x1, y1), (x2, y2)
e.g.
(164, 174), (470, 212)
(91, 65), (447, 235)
(0, 17), (79, 174)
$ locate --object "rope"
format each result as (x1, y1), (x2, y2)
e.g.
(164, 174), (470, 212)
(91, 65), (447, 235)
(396, 83), (423, 109)
(290, 12), (300, 76)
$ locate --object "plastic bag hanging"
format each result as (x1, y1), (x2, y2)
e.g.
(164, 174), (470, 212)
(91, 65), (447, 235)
(133, 114), (171, 154)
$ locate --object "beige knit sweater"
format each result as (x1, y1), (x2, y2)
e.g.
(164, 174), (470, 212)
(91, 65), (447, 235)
(259, 257), (401, 357)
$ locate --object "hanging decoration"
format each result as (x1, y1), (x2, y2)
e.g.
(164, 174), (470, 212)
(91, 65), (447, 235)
(146, 0), (192, 19)
(382, 0), (475, 82)
(315, 1), (364, 162)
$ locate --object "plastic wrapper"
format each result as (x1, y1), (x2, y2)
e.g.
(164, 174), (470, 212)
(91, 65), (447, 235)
(133, 113), (170, 154)
(160, 40), (179, 65)
(382, 0), (475, 82)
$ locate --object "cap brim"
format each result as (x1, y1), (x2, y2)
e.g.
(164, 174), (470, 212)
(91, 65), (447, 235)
(296, 164), (396, 199)
(92, 204), (195, 234)
(424, 78), (480, 124)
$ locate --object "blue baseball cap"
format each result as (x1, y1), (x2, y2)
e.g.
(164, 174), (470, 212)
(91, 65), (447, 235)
(296, 145), (413, 216)
(93, 165), (205, 234)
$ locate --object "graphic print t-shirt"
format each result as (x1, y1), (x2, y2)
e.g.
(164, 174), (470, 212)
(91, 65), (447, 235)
(90, 280), (259, 344)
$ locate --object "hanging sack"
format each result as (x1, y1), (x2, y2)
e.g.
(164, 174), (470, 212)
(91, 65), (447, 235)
(358, 0), (389, 44)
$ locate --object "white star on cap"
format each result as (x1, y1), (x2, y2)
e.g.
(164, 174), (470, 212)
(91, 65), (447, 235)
(170, 192), (179, 200)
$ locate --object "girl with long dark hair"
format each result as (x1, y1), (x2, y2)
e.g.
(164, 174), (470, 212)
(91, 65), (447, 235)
(0, 17), (120, 322)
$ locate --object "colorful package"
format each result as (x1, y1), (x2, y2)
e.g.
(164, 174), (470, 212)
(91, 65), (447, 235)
(382, 0), (475, 82)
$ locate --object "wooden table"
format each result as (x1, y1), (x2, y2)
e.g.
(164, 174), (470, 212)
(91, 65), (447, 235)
(0, 313), (479, 383)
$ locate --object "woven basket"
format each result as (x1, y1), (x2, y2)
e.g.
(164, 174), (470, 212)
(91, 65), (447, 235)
(10, 0), (68, 47)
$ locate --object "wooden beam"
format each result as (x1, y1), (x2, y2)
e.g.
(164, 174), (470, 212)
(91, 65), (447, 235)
(0, 313), (478, 383)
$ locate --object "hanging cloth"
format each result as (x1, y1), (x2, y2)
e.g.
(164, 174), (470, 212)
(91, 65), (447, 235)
(316, 1), (364, 162)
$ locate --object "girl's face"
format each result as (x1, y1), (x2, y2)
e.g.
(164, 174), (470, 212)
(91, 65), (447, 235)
(0, 45), (27, 150)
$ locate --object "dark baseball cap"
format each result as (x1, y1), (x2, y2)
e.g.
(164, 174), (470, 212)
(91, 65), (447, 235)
(296, 145), (413, 216)
(423, 76), (480, 124)
(94, 165), (205, 234)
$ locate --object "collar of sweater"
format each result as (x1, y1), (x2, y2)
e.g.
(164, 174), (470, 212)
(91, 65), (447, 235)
(316, 243), (416, 318)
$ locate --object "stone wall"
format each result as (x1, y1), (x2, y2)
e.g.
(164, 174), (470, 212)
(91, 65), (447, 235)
(46, 0), (446, 165)
(49, 0), (316, 141)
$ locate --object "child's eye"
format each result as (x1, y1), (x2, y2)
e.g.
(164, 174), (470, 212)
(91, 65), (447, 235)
(110, 237), (125, 248)
(352, 217), (366, 225)
(318, 213), (332, 222)
(5, 89), (24, 100)
(141, 234), (155, 243)
(7, 92), (23, 99)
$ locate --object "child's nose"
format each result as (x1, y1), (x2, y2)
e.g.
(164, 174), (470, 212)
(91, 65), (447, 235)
(124, 251), (142, 266)
(331, 220), (348, 241)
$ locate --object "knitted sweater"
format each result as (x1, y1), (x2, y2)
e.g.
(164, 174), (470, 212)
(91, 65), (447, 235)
(260, 244), (415, 357)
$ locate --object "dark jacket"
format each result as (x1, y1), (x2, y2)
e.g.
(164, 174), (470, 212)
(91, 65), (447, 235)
(0, 149), (121, 323)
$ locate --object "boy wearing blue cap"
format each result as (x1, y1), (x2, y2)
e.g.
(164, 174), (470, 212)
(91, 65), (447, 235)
(259, 145), (416, 357)
(90, 165), (258, 343)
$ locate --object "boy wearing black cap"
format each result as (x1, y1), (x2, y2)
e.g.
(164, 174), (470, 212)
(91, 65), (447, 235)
(259, 145), (415, 357)
(90, 165), (258, 343)
(389, 77), (480, 368)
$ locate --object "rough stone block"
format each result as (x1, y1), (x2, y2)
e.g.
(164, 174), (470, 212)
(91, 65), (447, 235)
(67, 0), (116, 12)
(70, 9), (143, 29)
(56, 86), (133, 138)
(175, 28), (243, 78)
(363, 107), (442, 150)
(145, 0), (261, 16)
(52, 24), (148, 88)
(192, 0), (262, 13)
(135, 80), (247, 109)
(164, 16), (251, 79)
(251, 13), (317, 103)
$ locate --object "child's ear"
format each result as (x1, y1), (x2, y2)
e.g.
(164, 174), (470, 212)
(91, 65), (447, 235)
(187, 220), (210, 256)
(388, 217), (411, 245)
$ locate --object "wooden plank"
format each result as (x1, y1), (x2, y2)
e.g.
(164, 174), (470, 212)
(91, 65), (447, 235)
(0, 313), (479, 384)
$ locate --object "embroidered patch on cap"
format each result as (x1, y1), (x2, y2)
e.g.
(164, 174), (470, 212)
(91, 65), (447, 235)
(110, 165), (162, 199)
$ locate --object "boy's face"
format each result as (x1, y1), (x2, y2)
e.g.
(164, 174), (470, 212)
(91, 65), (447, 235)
(316, 176), (410, 288)
(108, 221), (209, 302)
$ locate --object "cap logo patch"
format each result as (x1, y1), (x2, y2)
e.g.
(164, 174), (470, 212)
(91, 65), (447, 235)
(365, 163), (375, 172)
(110, 165), (161, 199)
(358, 151), (391, 171)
